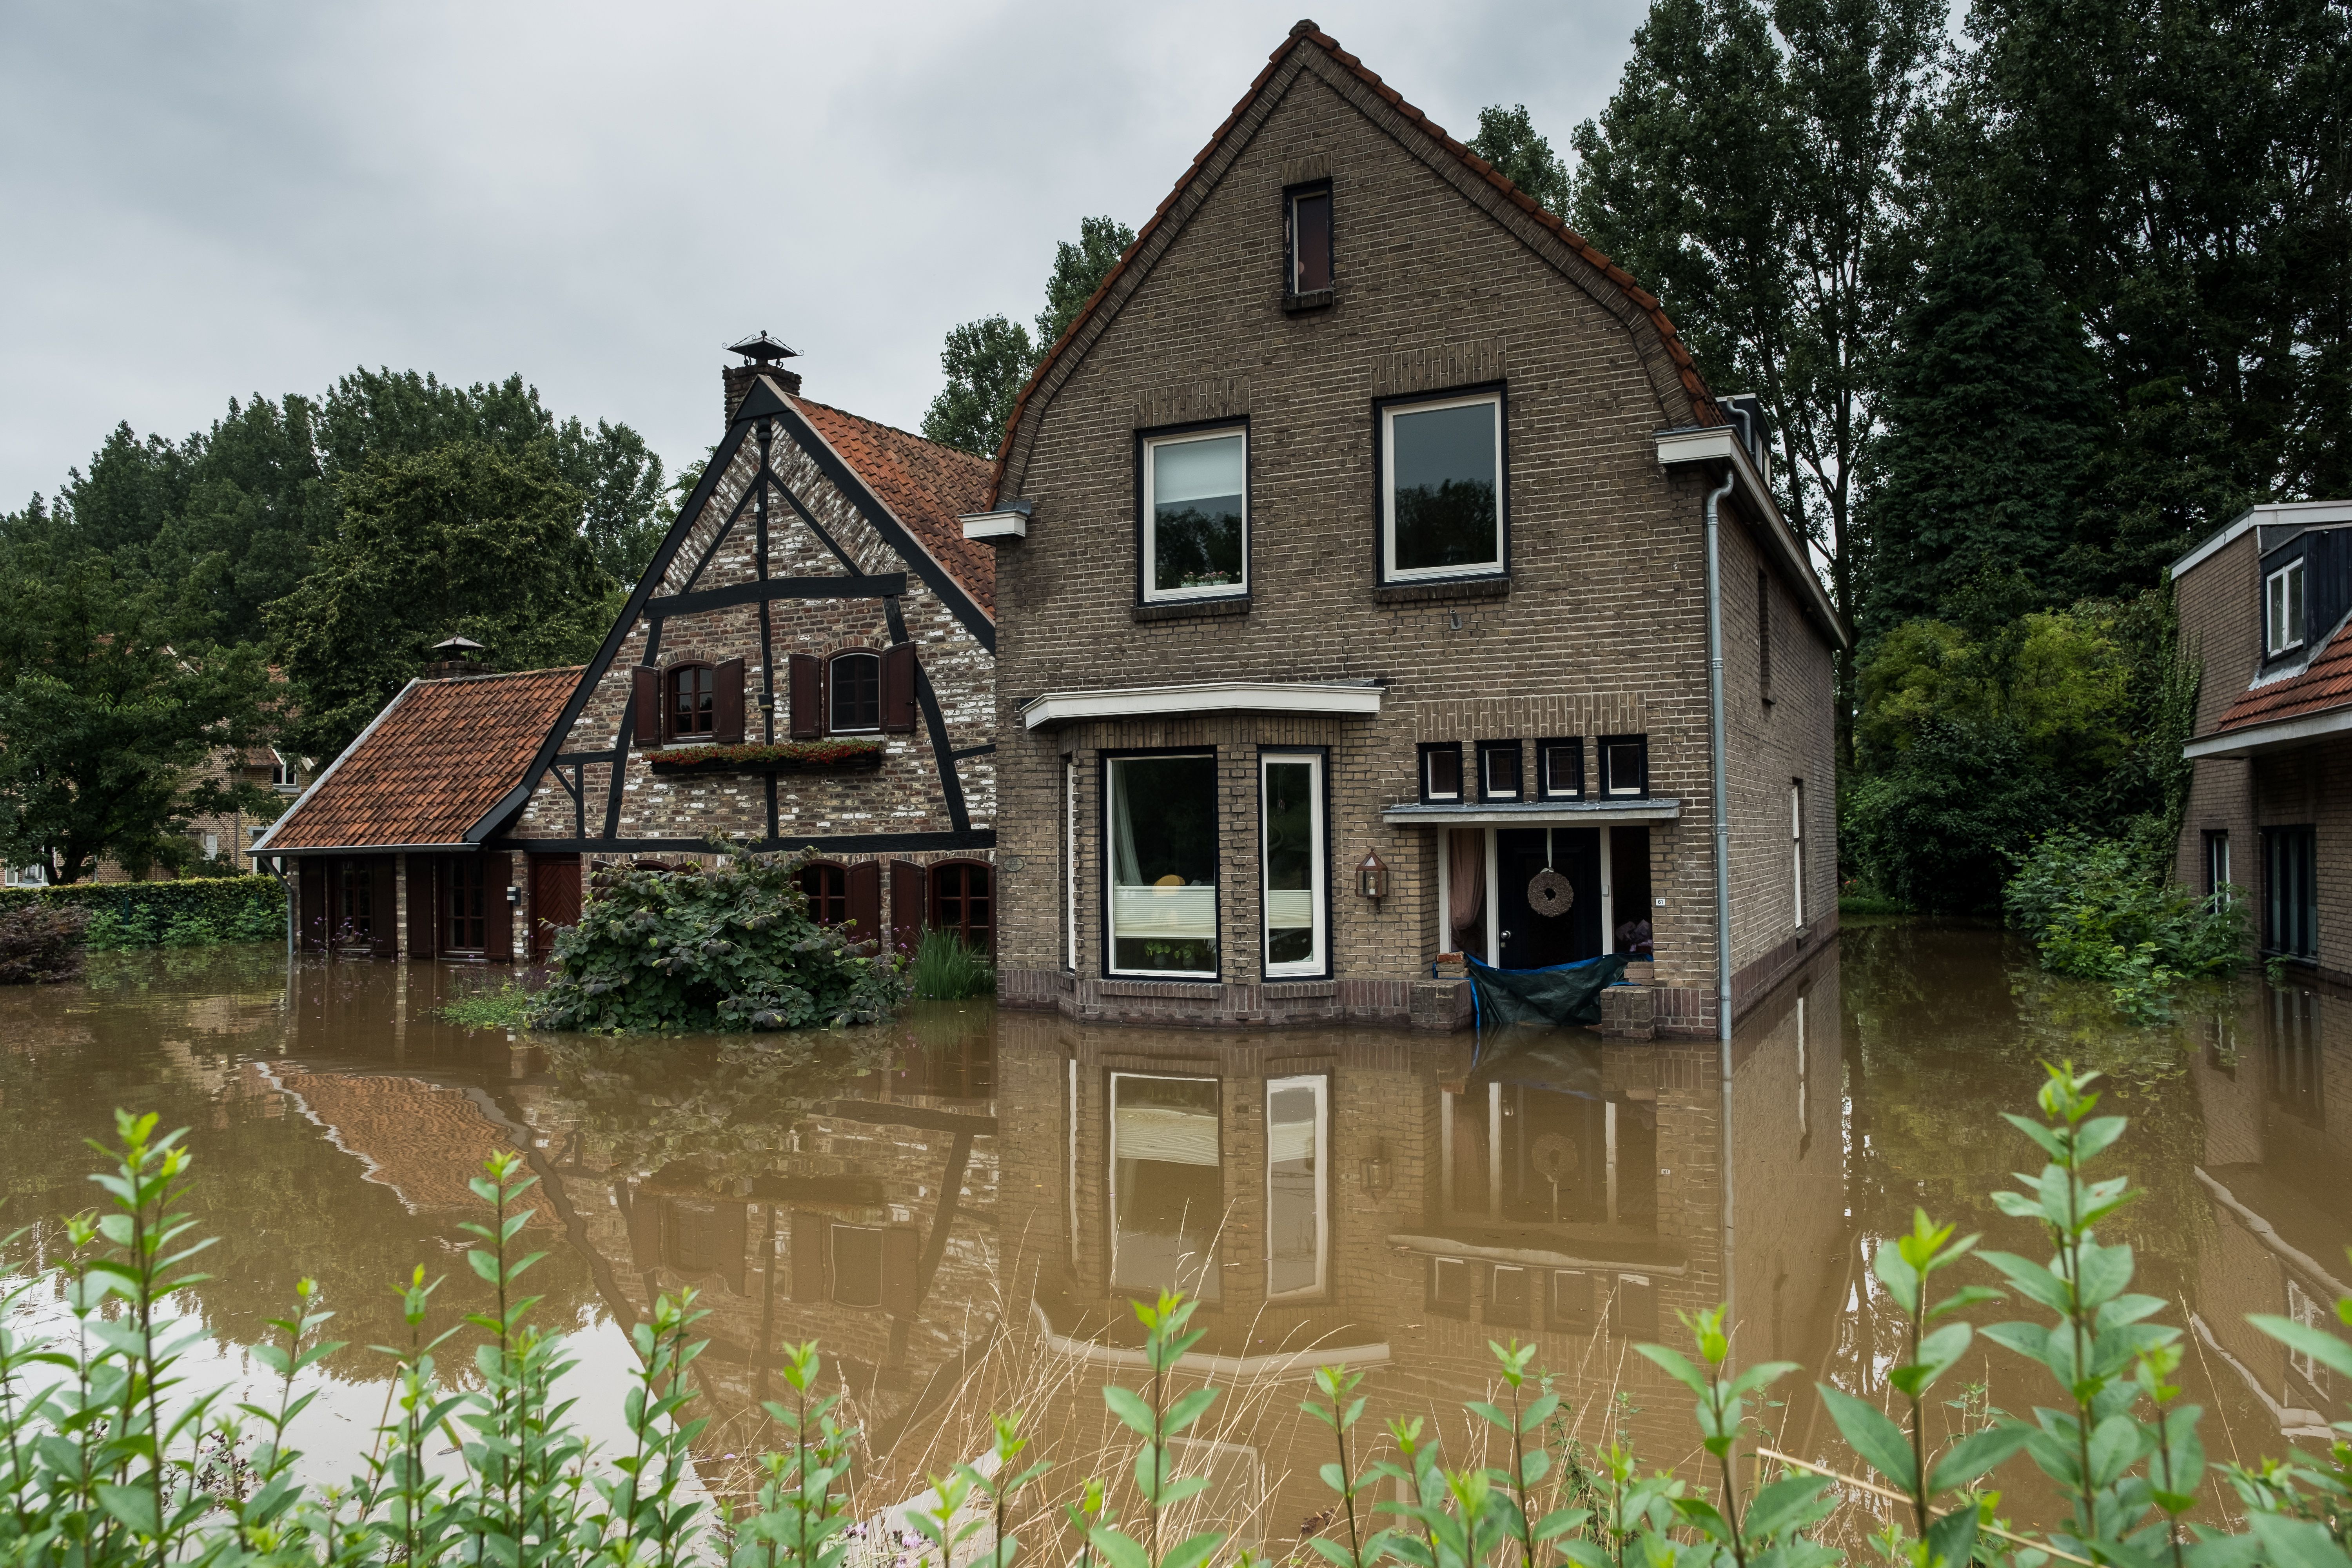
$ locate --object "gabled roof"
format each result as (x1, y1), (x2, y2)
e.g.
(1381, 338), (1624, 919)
(2213, 618), (2352, 736)
(254, 668), (582, 852)
(795, 399), (996, 616)
(989, 19), (1720, 501)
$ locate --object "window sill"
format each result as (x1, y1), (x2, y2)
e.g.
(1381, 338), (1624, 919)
(1134, 595), (1250, 623)
(1373, 576), (1510, 606)
(1282, 289), (1334, 314)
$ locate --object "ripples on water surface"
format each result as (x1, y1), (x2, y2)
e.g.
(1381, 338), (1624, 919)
(0, 924), (2343, 1538)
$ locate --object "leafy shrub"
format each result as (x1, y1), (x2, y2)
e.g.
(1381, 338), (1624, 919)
(527, 847), (907, 1032)
(0, 902), (88, 984)
(0, 875), (285, 950)
(438, 980), (537, 1030)
(1845, 717), (2053, 912)
(6, 1081), (2349, 1568)
(908, 927), (995, 1000)
(2005, 829), (2248, 1018)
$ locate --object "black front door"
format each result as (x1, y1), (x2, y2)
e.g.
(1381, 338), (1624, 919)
(1496, 827), (1602, 969)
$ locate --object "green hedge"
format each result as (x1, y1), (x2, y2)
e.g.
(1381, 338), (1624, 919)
(0, 875), (285, 949)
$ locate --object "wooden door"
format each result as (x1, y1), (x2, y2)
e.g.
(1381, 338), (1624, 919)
(529, 854), (582, 960)
(846, 860), (881, 945)
(888, 859), (926, 956)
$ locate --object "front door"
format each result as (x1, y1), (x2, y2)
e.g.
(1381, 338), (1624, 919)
(1495, 827), (1602, 969)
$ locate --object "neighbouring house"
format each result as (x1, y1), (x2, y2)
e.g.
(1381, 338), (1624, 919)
(2174, 499), (2352, 984)
(252, 341), (998, 960)
(968, 22), (1844, 1036)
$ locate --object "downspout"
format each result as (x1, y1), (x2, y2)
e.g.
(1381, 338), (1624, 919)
(1703, 462), (1737, 1345)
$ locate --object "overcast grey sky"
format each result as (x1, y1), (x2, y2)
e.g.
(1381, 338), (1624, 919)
(0, 2), (1651, 506)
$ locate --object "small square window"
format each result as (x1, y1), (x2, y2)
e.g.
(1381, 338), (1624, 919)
(1419, 742), (1463, 802)
(1537, 738), (1583, 799)
(1287, 183), (1333, 297)
(1488, 1264), (1531, 1326)
(1598, 735), (1647, 799)
(1142, 428), (1248, 601)
(1428, 1255), (1472, 1316)
(1476, 740), (1522, 802)
(1548, 1270), (1595, 1333)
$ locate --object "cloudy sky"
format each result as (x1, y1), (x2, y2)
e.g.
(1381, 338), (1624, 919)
(1, 2), (1651, 506)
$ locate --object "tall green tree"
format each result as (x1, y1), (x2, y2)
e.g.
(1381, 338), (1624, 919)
(1035, 214), (1138, 350)
(920, 316), (1036, 458)
(0, 546), (276, 884)
(1468, 104), (1573, 215)
(1858, 221), (2108, 633)
(266, 440), (616, 760)
(1956, 0), (2352, 584)
(145, 394), (337, 639)
(921, 214), (1137, 458)
(1572, 0), (1945, 761)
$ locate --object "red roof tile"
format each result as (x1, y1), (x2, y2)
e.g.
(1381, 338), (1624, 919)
(795, 400), (997, 618)
(988, 20), (1721, 501)
(262, 668), (583, 850)
(2214, 622), (2352, 735)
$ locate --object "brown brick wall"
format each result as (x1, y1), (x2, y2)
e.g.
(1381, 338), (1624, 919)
(987, 51), (1837, 1031)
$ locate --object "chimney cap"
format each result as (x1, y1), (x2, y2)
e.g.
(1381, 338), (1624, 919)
(728, 330), (800, 366)
(430, 635), (487, 655)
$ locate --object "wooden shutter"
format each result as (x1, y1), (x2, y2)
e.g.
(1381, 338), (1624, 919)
(788, 654), (821, 739)
(529, 855), (581, 960)
(889, 859), (926, 955)
(881, 1227), (922, 1316)
(407, 856), (437, 959)
(369, 857), (397, 958)
(715, 1202), (750, 1296)
(712, 657), (747, 744)
(789, 1210), (824, 1302)
(632, 665), (661, 747)
(846, 860), (882, 942)
(882, 642), (918, 733)
(484, 851), (515, 960)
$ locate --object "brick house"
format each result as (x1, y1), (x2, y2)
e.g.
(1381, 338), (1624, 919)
(968, 23), (1844, 1036)
(253, 345), (998, 960)
(2173, 499), (2352, 984)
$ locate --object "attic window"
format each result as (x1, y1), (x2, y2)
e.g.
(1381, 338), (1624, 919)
(829, 651), (882, 733)
(668, 662), (715, 739)
(1287, 183), (1333, 301)
(2267, 557), (2305, 657)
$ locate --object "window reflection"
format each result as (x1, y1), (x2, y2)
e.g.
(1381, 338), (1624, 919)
(1266, 1076), (1326, 1298)
(1111, 1073), (1223, 1301)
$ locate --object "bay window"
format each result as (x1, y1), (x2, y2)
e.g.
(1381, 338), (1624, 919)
(1381, 390), (1503, 581)
(1260, 752), (1325, 976)
(1142, 428), (1247, 600)
(1108, 753), (1219, 977)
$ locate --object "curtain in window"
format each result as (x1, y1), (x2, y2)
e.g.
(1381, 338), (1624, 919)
(1448, 828), (1485, 944)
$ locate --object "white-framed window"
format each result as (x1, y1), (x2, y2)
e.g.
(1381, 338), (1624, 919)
(1539, 738), (1583, 799)
(1109, 1072), (1222, 1301)
(2266, 557), (2306, 656)
(1420, 742), (1463, 802)
(1477, 740), (1522, 802)
(1791, 779), (1807, 927)
(1064, 756), (1080, 970)
(1142, 427), (1247, 601)
(2205, 830), (2232, 906)
(1107, 753), (1219, 978)
(4, 863), (47, 888)
(1261, 753), (1326, 976)
(1287, 183), (1333, 296)
(1599, 735), (1648, 798)
(1381, 391), (1504, 581)
(269, 749), (299, 789)
(1266, 1073), (1328, 1299)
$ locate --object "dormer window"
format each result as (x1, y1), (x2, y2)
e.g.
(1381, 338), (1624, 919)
(1287, 183), (1333, 301)
(668, 662), (715, 739)
(2267, 557), (2306, 657)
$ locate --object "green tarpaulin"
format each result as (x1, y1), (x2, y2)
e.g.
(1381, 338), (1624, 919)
(1465, 951), (1631, 1029)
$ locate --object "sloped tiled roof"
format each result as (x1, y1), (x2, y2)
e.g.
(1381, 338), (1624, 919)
(261, 668), (583, 850)
(795, 399), (997, 617)
(989, 20), (1720, 499)
(2214, 622), (2352, 734)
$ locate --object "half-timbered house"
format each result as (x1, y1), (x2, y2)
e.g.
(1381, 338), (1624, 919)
(254, 341), (998, 961)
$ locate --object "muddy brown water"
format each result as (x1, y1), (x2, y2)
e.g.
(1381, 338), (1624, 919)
(0, 924), (2344, 1541)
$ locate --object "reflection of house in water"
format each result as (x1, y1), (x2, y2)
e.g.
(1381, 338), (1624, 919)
(2189, 981), (2350, 1441)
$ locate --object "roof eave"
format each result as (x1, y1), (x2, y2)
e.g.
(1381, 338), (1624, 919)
(1655, 426), (1849, 651)
(249, 679), (422, 856)
(2184, 702), (2352, 759)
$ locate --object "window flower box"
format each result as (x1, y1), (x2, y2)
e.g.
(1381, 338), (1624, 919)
(646, 739), (884, 776)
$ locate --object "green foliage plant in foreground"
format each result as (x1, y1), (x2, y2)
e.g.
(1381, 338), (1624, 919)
(908, 927), (996, 1001)
(5, 1068), (2351, 1568)
(526, 847), (908, 1033)
(2005, 832), (2249, 1021)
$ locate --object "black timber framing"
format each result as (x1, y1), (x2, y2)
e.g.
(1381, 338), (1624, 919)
(487, 830), (998, 855)
(644, 573), (907, 619)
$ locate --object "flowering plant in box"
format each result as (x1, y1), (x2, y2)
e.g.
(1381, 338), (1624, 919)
(646, 738), (884, 772)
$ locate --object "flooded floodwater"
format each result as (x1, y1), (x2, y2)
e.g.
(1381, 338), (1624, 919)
(0, 924), (2344, 1541)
